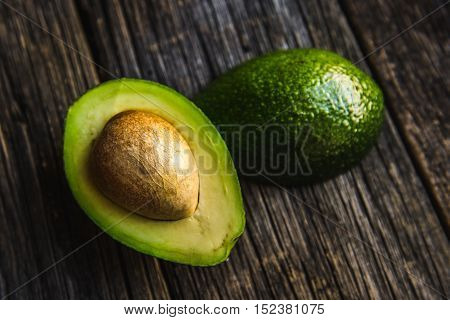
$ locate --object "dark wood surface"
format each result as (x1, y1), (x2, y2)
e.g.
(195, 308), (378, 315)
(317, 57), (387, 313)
(0, 0), (448, 299)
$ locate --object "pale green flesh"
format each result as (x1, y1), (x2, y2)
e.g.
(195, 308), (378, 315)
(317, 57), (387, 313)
(64, 79), (245, 266)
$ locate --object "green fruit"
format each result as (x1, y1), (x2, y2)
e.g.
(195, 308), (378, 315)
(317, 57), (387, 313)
(64, 79), (245, 266)
(194, 49), (384, 184)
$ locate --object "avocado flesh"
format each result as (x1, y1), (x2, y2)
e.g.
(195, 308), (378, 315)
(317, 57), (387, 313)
(194, 49), (384, 184)
(64, 79), (245, 266)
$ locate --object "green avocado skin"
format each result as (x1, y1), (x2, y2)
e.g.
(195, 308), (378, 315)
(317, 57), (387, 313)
(194, 49), (384, 184)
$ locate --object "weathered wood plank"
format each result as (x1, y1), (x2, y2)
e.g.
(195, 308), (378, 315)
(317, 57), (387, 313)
(0, 0), (448, 299)
(76, 0), (449, 299)
(0, 0), (170, 299)
(340, 0), (449, 228)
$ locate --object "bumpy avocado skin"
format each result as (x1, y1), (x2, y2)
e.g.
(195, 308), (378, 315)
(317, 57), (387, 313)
(194, 49), (384, 184)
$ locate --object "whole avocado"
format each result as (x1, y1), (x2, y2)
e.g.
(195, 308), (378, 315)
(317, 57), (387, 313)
(194, 49), (384, 184)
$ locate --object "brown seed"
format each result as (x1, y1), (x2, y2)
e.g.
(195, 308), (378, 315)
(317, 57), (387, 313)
(89, 110), (199, 220)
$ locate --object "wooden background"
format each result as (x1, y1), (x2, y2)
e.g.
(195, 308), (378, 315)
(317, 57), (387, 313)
(0, 0), (448, 299)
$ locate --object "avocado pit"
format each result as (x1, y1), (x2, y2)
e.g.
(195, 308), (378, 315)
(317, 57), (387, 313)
(89, 110), (199, 221)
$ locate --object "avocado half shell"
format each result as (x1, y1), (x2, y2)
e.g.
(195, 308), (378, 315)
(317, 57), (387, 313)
(64, 79), (245, 266)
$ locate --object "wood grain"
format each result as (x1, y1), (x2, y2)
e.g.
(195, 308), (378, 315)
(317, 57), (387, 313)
(0, 0), (448, 299)
(341, 0), (450, 233)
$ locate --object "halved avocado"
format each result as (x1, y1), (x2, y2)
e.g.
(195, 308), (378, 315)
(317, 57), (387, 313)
(64, 78), (245, 266)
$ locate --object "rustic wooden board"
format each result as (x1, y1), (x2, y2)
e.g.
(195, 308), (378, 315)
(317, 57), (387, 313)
(0, 0), (448, 299)
(341, 0), (449, 233)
